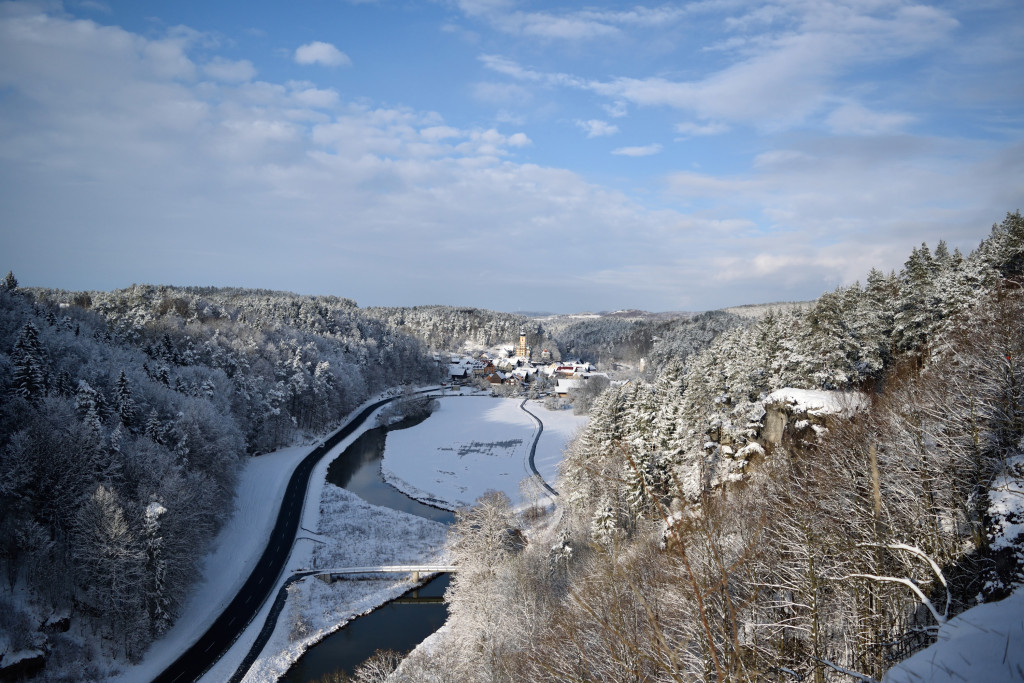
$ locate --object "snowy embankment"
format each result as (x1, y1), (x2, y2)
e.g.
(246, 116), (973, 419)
(381, 397), (588, 510)
(883, 453), (1024, 683)
(109, 389), (442, 683)
(108, 443), (309, 683)
(238, 485), (448, 682)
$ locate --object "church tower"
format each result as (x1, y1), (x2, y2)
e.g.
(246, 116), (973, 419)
(515, 328), (530, 359)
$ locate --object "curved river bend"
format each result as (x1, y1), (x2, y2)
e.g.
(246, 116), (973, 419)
(279, 415), (454, 683)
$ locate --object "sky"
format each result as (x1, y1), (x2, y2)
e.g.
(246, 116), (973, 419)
(0, 0), (1022, 313)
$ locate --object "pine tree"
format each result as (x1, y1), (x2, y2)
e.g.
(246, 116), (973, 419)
(11, 322), (47, 403)
(145, 410), (163, 444)
(894, 243), (939, 353)
(1, 270), (17, 292)
(143, 497), (171, 635)
(115, 371), (137, 430)
(591, 496), (618, 546)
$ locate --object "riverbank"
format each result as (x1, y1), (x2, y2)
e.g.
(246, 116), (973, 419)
(199, 391), (453, 683)
(239, 484), (448, 682)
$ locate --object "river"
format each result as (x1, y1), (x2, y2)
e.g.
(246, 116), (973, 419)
(278, 415), (455, 682)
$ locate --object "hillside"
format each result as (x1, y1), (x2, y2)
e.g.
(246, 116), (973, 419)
(379, 211), (1024, 683)
(0, 284), (439, 678)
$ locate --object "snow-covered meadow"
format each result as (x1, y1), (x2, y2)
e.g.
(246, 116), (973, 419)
(381, 396), (588, 510)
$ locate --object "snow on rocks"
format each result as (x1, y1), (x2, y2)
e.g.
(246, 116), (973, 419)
(764, 388), (867, 418)
(762, 388), (866, 446)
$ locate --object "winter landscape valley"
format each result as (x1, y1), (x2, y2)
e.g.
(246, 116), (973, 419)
(2, 214), (1024, 682)
(3, 1), (1024, 681)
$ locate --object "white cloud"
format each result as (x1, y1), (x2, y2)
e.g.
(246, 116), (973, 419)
(420, 125), (461, 142)
(0, 2), (1020, 314)
(825, 102), (916, 135)
(575, 119), (618, 138)
(203, 57), (256, 83)
(77, 1), (111, 13)
(290, 86), (340, 109)
(501, 12), (619, 40)
(603, 100), (628, 118)
(294, 41), (351, 67)
(471, 81), (532, 105)
(506, 132), (531, 147)
(675, 120), (729, 137)
(455, 3), (688, 42)
(612, 144), (662, 157)
(479, 3), (960, 132)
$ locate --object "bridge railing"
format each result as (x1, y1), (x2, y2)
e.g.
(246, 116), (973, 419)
(314, 565), (457, 582)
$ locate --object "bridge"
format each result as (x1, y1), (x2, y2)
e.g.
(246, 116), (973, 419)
(314, 564), (458, 582)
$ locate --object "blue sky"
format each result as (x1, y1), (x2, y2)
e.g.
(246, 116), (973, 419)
(1, 0), (1022, 313)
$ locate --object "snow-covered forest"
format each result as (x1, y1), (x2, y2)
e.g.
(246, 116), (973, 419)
(377, 211), (1024, 682)
(4, 211), (1024, 682)
(0, 284), (439, 678)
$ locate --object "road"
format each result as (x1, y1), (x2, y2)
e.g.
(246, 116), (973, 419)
(519, 399), (558, 497)
(151, 394), (409, 683)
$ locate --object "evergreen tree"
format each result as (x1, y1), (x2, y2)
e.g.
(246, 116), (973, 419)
(590, 497), (618, 546)
(143, 497), (171, 636)
(115, 370), (138, 430)
(894, 243), (939, 353)
(11, 322), (47, 403)
(144, 410), (163, 444)
(1, 270), (17, 292)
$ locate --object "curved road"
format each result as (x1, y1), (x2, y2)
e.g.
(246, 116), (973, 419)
(519, 399), (558, 497)
(152, 393), (421, 683)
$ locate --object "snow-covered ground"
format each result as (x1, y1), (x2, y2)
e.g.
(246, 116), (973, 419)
(108, 389), (432, 683)
(111, 389), (584, 683)
(883, 586), (1024, 682)
(381, 397), (587, 510)
(108, 443), (311, 683)
(239, 485), (448, 682)
(883, 452), (1024, 683)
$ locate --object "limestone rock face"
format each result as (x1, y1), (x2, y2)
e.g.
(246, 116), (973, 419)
(761, 388), (866, 448)
(688, 388), (866, 495)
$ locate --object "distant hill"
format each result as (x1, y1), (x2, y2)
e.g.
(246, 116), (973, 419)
(722, 300), (813, 318)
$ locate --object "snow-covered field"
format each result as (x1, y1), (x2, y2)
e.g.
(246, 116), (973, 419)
(381, 397), (588, 510)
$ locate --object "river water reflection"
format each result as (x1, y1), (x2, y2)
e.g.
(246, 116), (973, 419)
(279, 413), (454, 682)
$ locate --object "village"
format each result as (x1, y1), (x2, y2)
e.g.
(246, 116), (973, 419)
(442, 329), (616, 400)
